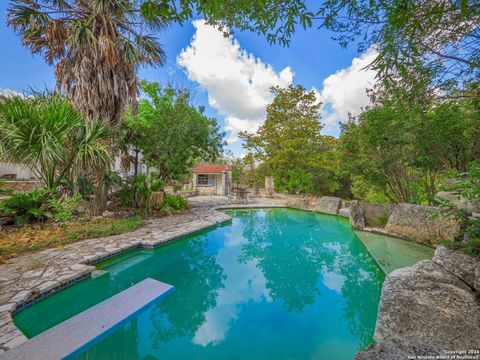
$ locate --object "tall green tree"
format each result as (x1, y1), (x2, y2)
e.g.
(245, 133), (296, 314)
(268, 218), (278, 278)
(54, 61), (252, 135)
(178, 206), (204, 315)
(340, 84), (480, 204)
(241, 85), (340, 195)
(8, 0), (167, 126)
(314, 1), (480, 92)
(122, 81), (225, 182)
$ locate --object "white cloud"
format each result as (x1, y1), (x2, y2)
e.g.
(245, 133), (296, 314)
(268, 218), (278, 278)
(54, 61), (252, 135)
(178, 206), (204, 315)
(319, 47), (378, 132)
(192, 227), (271, 347)
(177, 20), (293, 144)
(178, 21), (377, 142)
(0, 88), (25, 98)
(322, 268), (345, 293)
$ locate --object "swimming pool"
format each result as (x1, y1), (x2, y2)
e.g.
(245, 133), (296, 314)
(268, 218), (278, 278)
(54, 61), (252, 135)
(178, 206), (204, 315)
(14, 208), (385, 359)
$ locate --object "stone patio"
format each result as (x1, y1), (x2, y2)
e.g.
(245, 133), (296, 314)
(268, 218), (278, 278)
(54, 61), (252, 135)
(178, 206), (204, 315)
(0, 196), (286, 354)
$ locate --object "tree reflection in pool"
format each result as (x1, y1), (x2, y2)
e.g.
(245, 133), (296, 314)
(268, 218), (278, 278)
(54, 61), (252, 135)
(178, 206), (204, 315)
(15, 208), (385, 360)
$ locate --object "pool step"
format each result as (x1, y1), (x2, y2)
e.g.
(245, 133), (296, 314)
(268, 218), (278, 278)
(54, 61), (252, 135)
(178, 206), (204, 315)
(1, 278), (174, 360)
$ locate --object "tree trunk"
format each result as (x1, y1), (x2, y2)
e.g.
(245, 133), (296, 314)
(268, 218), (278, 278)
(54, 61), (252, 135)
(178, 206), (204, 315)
(134, 149), (139, 177)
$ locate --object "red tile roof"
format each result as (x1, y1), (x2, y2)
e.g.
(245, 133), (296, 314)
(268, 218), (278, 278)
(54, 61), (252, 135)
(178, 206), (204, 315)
(193, 164), (232, 174)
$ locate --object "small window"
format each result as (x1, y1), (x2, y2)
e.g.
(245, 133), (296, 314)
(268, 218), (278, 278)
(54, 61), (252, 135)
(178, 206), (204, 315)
(197, 174), (209, 185)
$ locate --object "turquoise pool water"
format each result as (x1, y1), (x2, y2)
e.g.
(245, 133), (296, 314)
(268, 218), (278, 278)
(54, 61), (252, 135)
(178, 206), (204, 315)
(14, 208), (385, 359)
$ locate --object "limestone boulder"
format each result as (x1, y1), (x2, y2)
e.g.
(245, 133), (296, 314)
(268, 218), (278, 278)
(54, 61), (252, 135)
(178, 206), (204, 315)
(349, 200), (365, 228)
(311, 196), (341, 215)
(375, 260), (480, 351)
(432, 245), (480, 291)
(354, 341), (442, 360)
(354, 341), (409, 360)
(385, 203), (460, 245)
(284, 197), (308, 210)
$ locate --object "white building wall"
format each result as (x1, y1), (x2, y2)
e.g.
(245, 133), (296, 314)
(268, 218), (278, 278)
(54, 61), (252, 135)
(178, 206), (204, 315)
(0, 163), (37, 179)
(113, 150), (149, 179)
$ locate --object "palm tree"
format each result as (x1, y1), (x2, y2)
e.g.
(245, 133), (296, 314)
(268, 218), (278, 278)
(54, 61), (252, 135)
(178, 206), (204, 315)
(7, 0), (167, 126)
(0, 93), (112, 190)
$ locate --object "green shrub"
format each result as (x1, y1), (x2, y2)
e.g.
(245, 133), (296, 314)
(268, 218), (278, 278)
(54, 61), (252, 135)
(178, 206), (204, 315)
(96, 170), (124, 200)
(444, 237), (480, 258)
(116, 175), (164, 212)
(115, 186), (134, 208)
(75, 176), (94, 198)
(150, 177), (164, 192)
(0, 190), (82, 224)
(351, 176), (391, 203)
(0, 189), (51, 224)
(46, 194), (82, 223)
(160, 195), (188, 215)
(438, 162), (480, 255)
(159, 204), (175, 216)
(367, 214), (389, 227)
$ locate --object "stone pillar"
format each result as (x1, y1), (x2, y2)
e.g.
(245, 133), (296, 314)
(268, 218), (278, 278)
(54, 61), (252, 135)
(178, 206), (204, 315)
(226, 171), (232, 195)
(265, 176), (274, 197)
(192, 173), (197, 192)
(221, 172), (226, 195)
(349, 200), (366, 229)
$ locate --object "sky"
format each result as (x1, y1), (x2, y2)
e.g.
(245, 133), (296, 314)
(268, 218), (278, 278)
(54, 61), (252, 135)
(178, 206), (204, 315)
(0, 2), (377, 156)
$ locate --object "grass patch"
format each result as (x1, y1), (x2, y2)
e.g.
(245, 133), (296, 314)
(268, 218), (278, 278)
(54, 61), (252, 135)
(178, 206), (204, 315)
(24, 258), (45, 270)
(0, 216), (143, 263)
(365, 214), (389, 227)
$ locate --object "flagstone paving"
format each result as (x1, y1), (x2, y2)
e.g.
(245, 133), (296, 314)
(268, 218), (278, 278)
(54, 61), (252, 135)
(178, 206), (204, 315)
(0, 196), (285, 353)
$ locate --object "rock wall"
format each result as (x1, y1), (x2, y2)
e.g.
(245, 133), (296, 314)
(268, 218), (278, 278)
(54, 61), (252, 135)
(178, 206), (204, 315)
(280, 195), (342, 215)
(283, 196), (308, 210)
(310, 196), (341, 215)
(1, 180), (44, 193)
(385, 203), (460, 245)
(355, 246), (480, 359)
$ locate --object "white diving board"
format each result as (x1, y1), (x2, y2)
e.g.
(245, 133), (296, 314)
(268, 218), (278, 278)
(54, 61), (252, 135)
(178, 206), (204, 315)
(2, 278), (174, 360)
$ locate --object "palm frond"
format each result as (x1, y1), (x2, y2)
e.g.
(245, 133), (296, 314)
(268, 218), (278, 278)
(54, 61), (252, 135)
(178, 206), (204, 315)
(0, 93), (113, 190)
(7, 0), (168, 126)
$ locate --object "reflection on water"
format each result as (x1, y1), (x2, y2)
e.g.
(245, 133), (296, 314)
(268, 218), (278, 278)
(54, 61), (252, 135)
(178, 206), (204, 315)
(20, 209), (385, 360)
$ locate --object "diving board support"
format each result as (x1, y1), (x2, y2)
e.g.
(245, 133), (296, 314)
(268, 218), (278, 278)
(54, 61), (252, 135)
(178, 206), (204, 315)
(1, 278), (174, 360)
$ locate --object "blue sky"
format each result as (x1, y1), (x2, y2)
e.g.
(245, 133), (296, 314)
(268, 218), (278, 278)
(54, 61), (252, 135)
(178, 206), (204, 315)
(0, 2), (377, 156)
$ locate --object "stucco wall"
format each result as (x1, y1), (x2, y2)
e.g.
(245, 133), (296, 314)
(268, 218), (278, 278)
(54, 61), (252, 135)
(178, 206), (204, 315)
(0, 163), (37, 180)
(193, 172), (232, 196)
